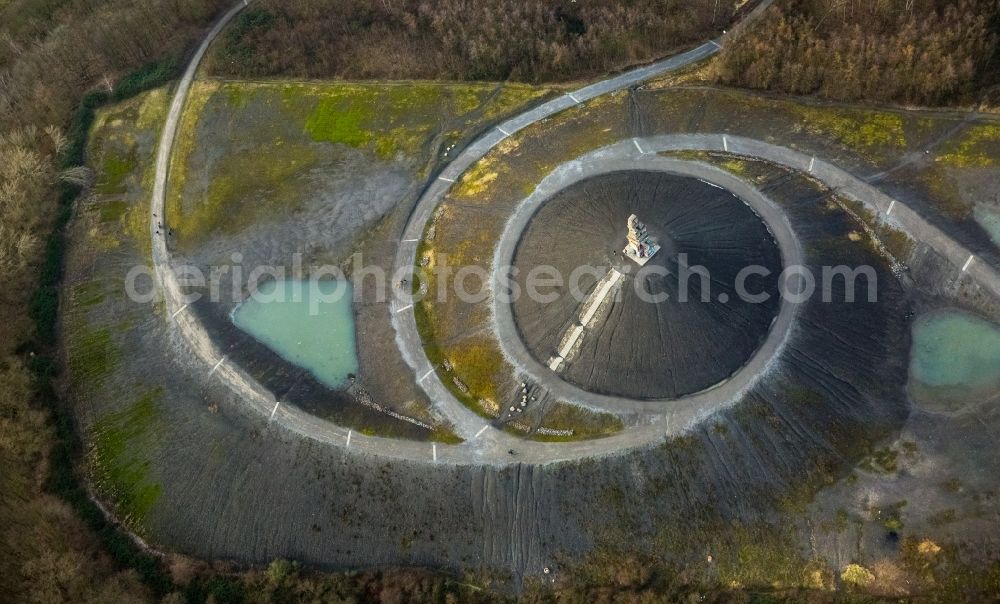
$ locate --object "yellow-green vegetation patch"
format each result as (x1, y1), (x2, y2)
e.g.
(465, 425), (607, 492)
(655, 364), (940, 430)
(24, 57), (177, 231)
(441, 333), (506, 402)
(277, 82), (485, 158)
(659, 150), (775, 185)
(165, 80), (558, 249)
(937, 123), (1000, 167)
(453, 93), (625, 200)
(657, 87), (914, 161)
(530, 403), (624, 442)
(429, 427), (464, 445)
(417, 310), (507, 417)
(89, 387), (164, 531)
(123, 197), (153, 259)
(479, 83), (557, 122)
(97, 199), (129, 223)
(452, 143), (510, 199)
(70, 280), (106, 308)
(659, 149), (712, 162)
(455, 156), (500, 197)
(794, 106), (906, 158)
(66, 320), (119, 389)
(713, 525), (812, 590)
(88, 88), (168, 257)
(860, 446), (899, 474)
(300, 83), (442, 157)
(135, 87), (170, 132)
(414, 90), (625, 420)
(95, 148), (137, 195)
(295, 81), (557, 159)
(172, 143), (319, 248)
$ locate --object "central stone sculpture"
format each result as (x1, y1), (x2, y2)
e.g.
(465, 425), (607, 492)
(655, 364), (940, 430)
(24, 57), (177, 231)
(511, 171), (783, 399)
(623, 213), (660, 265)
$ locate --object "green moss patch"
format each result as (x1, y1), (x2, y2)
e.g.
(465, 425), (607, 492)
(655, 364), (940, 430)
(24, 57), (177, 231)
(794, 106), (906, 159)
(937, 123), (1000, 168)
(170, 143), (319, 248)
(89, 388), (164, 530)
(70, 280), (106, 308)
(95, 148), (137, 195)
(67, 322), (119, 388)
(98, 199), (129, 223)
(166, 80), (556, 250)
(531, 403), (623, 442)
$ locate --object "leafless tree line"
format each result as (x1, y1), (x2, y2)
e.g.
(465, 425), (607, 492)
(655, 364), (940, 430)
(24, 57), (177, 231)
(717, 0), (998, 105)
(206, 0), (732, 82)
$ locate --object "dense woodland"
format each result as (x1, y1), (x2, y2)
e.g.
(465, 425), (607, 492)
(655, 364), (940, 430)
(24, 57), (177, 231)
(717, 0), (1000, 106)
(0, 0), (230, 600)
(0, 0), (729, 600)
(1, 0), (999, 601)
(206, 0), (734, 81)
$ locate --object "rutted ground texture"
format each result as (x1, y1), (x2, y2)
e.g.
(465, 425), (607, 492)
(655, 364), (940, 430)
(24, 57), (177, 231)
(511, 171), (782, 400)
(161, 80), (557, 439)
(65, 67), (1000, 597)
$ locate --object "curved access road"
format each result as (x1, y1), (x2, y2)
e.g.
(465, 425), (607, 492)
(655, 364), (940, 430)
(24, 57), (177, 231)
(149, 0), (998, 466)
(149, 0), (772, 465)
(396, 132), (1000, 451)
(489, 151), (804, 416)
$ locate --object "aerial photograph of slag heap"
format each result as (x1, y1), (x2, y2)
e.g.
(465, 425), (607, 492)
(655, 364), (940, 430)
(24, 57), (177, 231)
(2, 0), (1000, 601)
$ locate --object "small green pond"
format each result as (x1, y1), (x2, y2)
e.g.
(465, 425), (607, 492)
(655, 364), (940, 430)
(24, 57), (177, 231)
(231, 279), (359, 389)
(909, 309), (1000, 413)
(974, 205), (1000, 247)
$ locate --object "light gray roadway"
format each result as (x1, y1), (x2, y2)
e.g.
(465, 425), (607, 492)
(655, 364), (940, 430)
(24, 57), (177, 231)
(489, 150), (805, 416)
(394, 133), (1000, 457)
(148, 0), (738, 466)
(146, 0), (1000, 466)
(389, 42), (730, 443)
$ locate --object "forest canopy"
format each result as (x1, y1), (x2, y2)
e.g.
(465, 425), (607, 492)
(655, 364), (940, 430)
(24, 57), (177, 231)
(716, 0), (1000, 106)
(205, 0), (735, 82)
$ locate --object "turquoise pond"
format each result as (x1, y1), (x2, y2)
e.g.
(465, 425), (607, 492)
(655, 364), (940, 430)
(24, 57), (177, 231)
(231, 279), (359, 389)
(910, 310), (1000, 411)
(974, 205), (1000, 247)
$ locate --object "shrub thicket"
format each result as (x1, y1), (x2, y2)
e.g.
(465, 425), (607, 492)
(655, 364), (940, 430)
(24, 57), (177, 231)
(0, 1), (230, 600)
(207, 0), (734, 82)
(716, 0), (1000, 106)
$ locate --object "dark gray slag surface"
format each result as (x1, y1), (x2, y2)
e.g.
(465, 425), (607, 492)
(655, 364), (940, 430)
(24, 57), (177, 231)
(511, 171), (782, 399)
(95, 0), (1000, 584)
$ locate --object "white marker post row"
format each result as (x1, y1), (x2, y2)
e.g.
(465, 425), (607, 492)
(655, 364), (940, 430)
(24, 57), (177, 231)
(209, 356), (226, 376)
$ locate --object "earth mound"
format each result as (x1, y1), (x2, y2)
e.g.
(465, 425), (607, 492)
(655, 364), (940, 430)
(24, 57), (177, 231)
(510, 170), (783, 399)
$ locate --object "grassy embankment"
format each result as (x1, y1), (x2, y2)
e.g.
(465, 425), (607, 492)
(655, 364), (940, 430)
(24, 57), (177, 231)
(165, 80), (556, 251)
(69, 75), (562, 597)
(413, 92), (630, 438)
(414, 86), (969, 439)
(32, 58), (189, 599)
